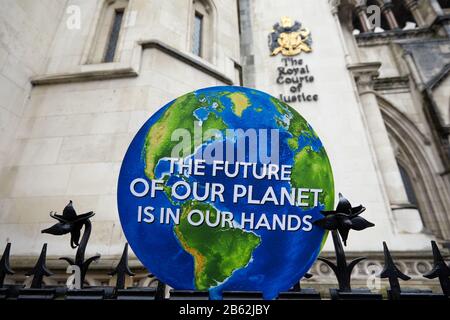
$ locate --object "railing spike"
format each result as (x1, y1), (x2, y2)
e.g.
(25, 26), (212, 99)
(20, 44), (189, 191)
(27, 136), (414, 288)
(423, 241), (450, 296)
(110, 243), (135, 289)
(380, 241), (410, 299)
(0, 243), (14, 288)
(26, 243), (53, 289)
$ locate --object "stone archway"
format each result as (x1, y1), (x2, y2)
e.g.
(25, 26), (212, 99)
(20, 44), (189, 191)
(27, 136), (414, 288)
(377, 95), (450, 240)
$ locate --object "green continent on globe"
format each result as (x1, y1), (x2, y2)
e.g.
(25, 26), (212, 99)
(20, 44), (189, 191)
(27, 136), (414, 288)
(227, 92), (251, 117)
(270, 97), (313, 151)
(273, 96), (334, 249)
(271, 97), (334, 211)
(287, 105), (334, 249)
(292, 146), (334, 210)
(174, 201), (261, 290)
(144, 93), (228, 180)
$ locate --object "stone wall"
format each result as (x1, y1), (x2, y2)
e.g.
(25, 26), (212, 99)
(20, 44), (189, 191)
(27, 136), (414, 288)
(0, 0), (241, 257)
(0, 0), (67, 169)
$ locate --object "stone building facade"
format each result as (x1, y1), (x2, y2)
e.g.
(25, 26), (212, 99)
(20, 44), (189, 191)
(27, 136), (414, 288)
(0, 0), (449, 295)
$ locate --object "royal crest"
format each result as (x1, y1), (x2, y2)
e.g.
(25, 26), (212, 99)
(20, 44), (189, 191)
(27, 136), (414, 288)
(268, 17), (312, 56)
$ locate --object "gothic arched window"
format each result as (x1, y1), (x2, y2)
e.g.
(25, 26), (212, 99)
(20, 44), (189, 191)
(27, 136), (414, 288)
(88, 0), (129, 64)
(378, 97), (450, 239)
(397, 161), (420, 209)
(190, 0), (214, 61)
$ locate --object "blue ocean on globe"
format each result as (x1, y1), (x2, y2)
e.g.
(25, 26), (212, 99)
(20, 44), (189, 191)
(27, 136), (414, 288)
(117, 86), (334, 299)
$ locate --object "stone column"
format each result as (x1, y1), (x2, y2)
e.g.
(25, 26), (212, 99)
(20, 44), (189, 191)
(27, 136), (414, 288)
(348, 62), (425, 233)
(348, 63), (408, 205)
(403, 0), (426, 27)
(329, 0), (356, 64)
(381, 2), (399, 30)
(238, 0), (256, 87)
(355, 5), (372, 32)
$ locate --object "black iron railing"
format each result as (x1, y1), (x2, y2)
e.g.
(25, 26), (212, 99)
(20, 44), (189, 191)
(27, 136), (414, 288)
(0, 197), (448, 301)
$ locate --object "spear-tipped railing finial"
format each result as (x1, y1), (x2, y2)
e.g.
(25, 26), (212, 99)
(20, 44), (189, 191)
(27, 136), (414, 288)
(26, 243), (53, 289)
(0, 243), (14, 288)
(110, 243), (135, 289)
(423, 241), (450, 297)
(380, 241), (411, 299)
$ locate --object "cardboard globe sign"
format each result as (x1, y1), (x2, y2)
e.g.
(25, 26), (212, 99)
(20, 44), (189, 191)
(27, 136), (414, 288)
(117, 86), (334, 299)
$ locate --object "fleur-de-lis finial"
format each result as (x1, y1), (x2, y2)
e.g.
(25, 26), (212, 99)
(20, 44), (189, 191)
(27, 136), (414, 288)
(42, 201), (100, 289)
(314, 193), (373, 292)
(314, 193), (374, 245)
(42, 200), (94, 248)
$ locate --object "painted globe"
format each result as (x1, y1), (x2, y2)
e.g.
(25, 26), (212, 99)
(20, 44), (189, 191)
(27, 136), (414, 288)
(117, 86), (334, 299)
